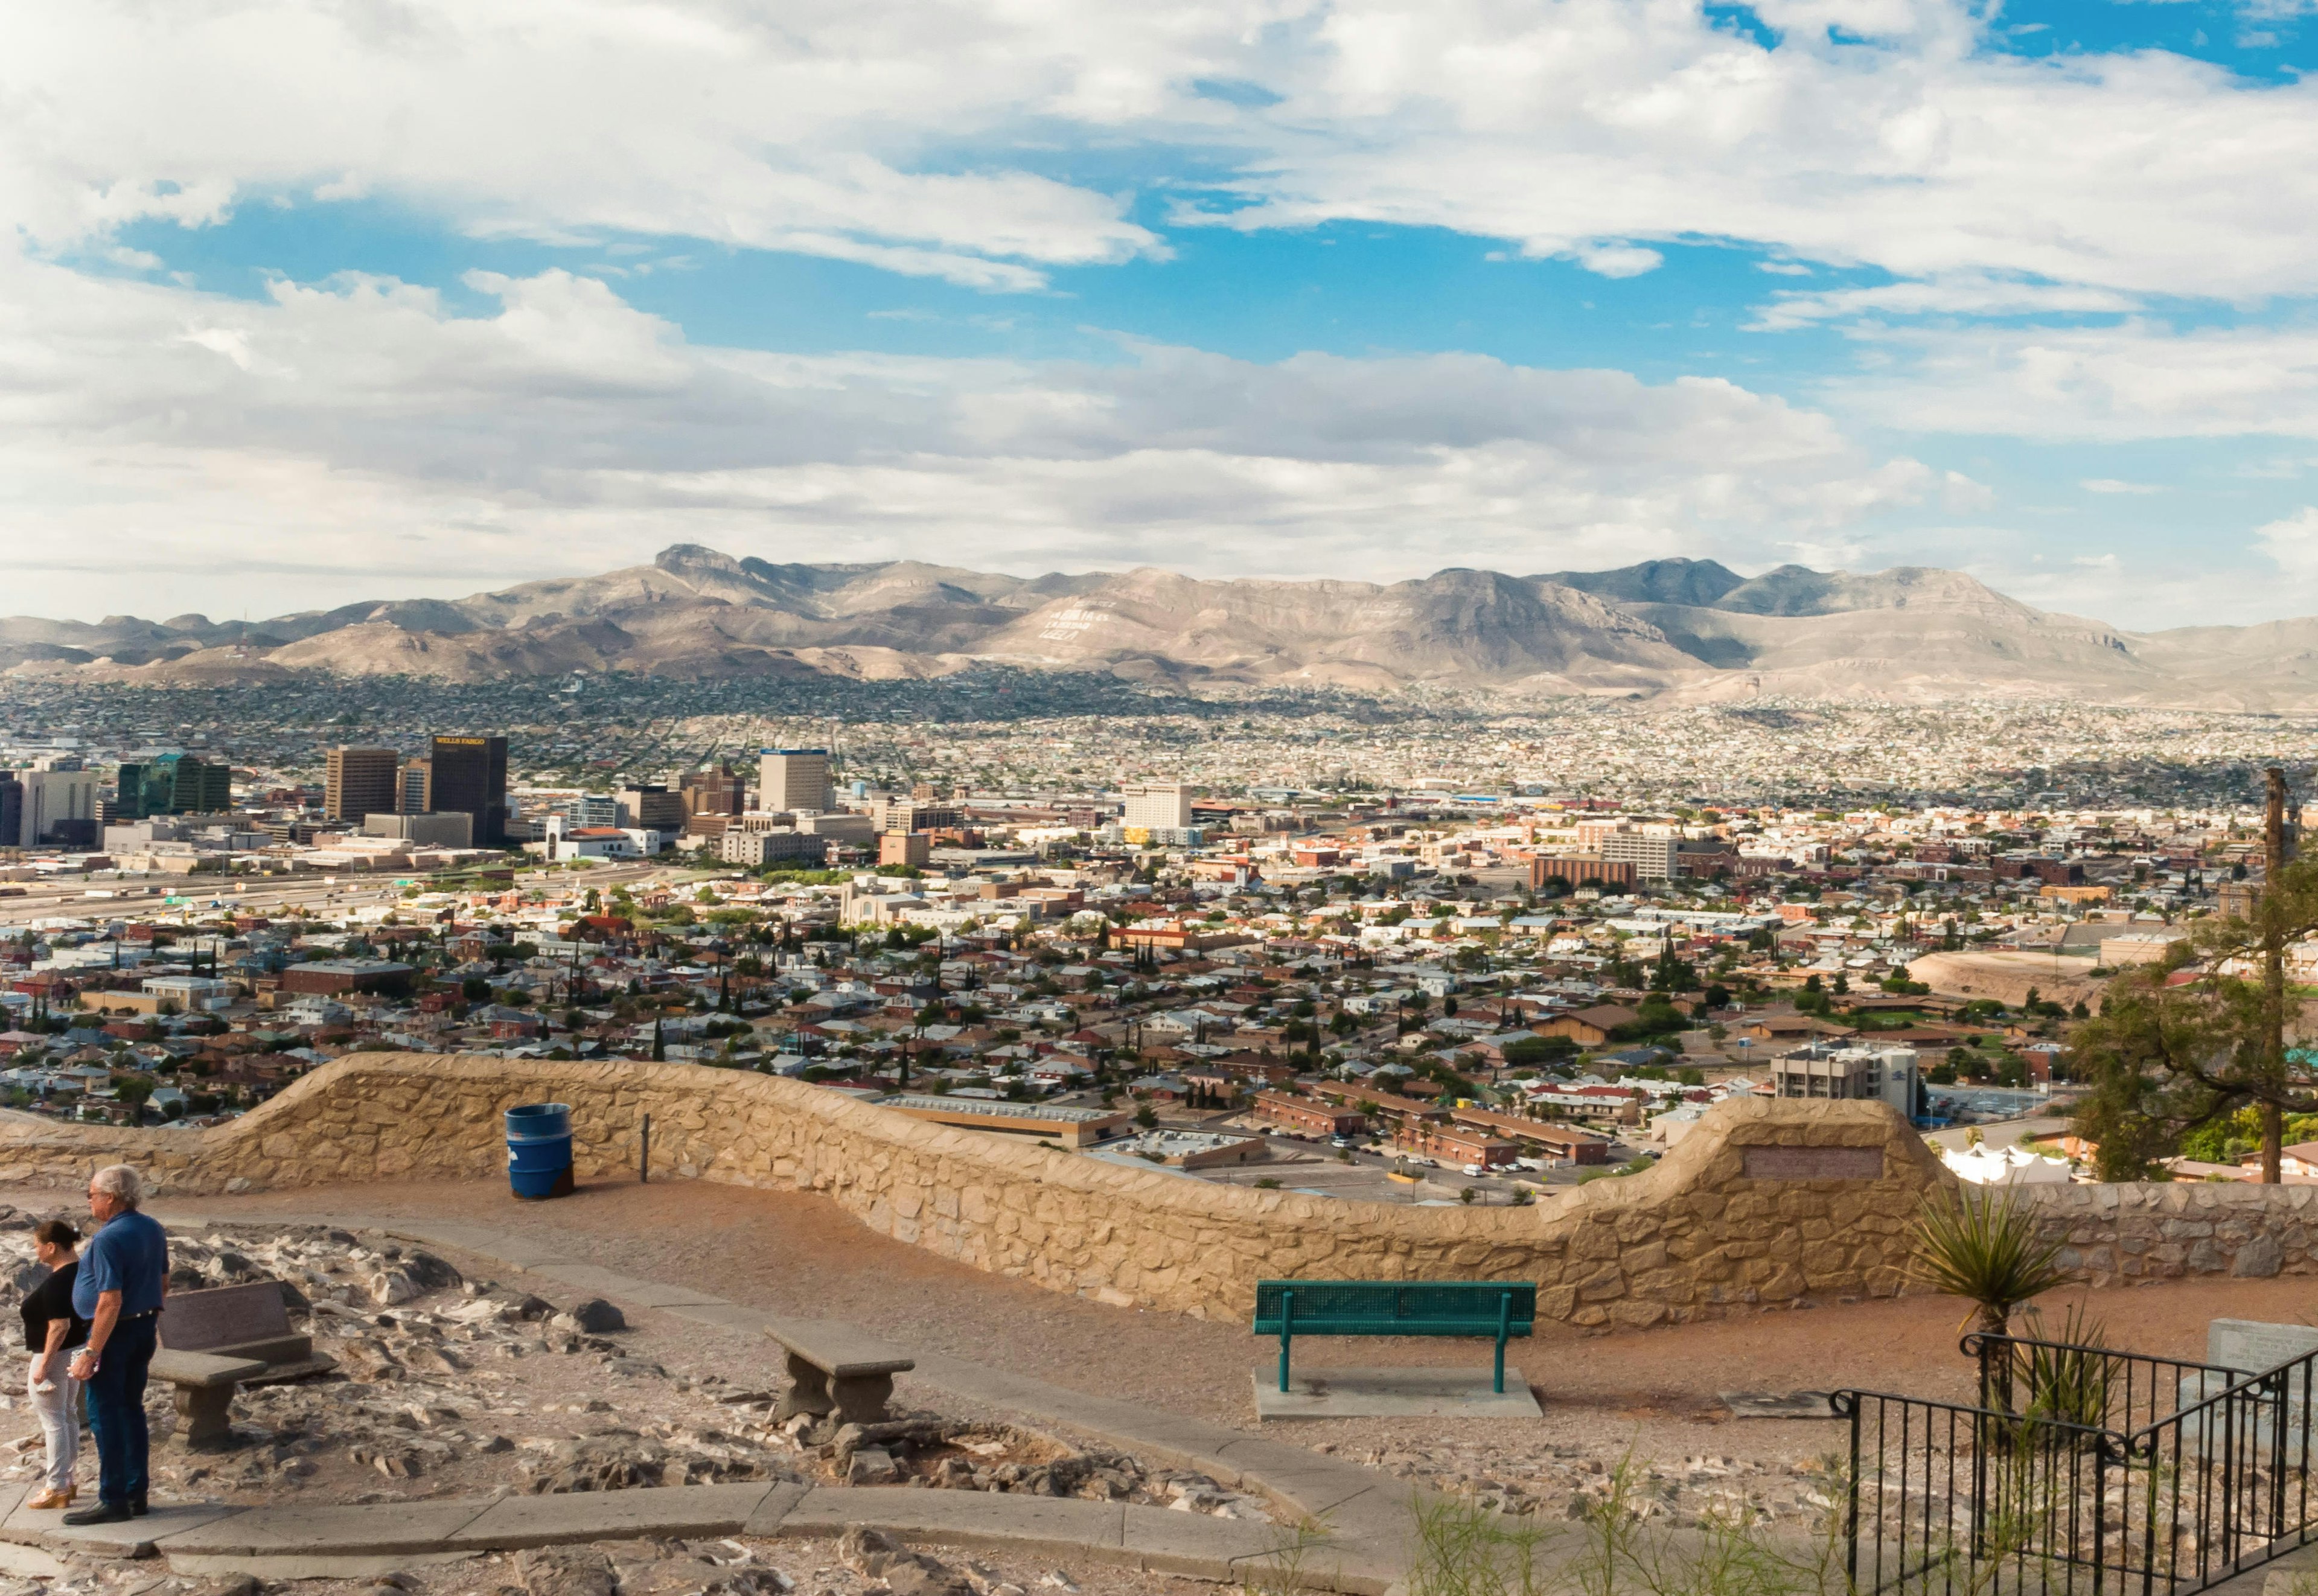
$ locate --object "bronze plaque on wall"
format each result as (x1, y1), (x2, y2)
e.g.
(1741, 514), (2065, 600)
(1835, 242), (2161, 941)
(1742, 1146), (1884, 1181)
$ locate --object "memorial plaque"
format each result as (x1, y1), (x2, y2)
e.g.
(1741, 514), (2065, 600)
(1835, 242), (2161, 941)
(2182, 1321), (2318, 1460)
(2209, 1318), (2318, 1376)
(1741, 1146), (1883, 1181)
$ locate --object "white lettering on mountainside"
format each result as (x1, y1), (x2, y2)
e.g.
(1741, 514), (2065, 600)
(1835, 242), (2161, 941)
(1037, 607), (1113, 643)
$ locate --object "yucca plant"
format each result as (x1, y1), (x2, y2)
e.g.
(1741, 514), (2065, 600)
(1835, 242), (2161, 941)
(1912, 1189), (2069, 1338)
(2017, 1304), (2114, 1432)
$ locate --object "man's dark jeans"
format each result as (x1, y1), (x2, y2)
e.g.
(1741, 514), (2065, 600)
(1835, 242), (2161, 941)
(84, 1312), (156, 1507)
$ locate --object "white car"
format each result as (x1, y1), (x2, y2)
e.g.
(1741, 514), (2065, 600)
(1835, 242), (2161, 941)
(1461, 1163), (1486, 1177)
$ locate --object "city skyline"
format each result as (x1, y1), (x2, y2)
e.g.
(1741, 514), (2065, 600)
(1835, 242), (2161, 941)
(7, 1), (2318, 630)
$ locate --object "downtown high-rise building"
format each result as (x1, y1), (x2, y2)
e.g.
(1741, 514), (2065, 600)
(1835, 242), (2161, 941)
(757, 748), (832, 812)
(397, 758), (432, 814)
(324, 747), (400, 822)
(429, 735), (508, 845)
(115, 752), (231, 820)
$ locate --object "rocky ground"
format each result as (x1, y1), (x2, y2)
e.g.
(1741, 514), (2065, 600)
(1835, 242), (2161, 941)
(0, 1213), (1266, 1524)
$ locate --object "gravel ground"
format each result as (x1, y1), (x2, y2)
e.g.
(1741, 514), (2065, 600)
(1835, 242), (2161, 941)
(0, 1208), (1266, 1523)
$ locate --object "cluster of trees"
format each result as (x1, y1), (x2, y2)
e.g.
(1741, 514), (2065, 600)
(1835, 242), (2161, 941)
(2071, 803), (2318, 1183)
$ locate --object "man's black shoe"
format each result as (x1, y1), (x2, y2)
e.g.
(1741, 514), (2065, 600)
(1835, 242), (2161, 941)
(129, 1494), (148, 1518)
(62, 1502), (130, 1526)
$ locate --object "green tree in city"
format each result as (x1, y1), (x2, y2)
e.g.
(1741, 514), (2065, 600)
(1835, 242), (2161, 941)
(2071, 788), (2318, 1183)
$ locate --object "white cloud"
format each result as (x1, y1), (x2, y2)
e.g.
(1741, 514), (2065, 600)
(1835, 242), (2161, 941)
(3, 1), (1167, 290)
(1566, 242), (1665, 279)
(0, 251), (1943, 618)
(1749, 274), (2142, 331)
(2256, 506), (2318, 576)
(1190, 1), (2318, 304)
(8, 0), (2318, 309)
(1826, 322), (2318, 439)
(2081, 477), (2163, 494)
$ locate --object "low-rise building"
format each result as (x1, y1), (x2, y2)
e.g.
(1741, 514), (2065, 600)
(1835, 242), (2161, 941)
(1253, 1091), (1367, 1137)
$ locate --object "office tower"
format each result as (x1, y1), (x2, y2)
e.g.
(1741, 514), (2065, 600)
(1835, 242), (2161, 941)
(1120, 782), (1193, 831)
(18, 765), (98, 847)
(681, 766), (745, 818)
(758, 749), (832, 812)
(873, 798), (962, 834)
(0, 774), (19, 851)
(430, 735), (508, 845)
(397, 758), (432, 815)
(324, 747), (400, 822)
(115, 752), (231, 819)
(566, 793), (621, 828)
(618, 786), (686, 832)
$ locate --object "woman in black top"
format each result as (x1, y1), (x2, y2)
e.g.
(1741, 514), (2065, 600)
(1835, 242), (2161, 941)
(21, 1219), (87, 1510)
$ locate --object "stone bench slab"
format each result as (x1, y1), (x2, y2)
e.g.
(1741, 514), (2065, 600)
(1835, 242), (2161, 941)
(767, 1321), (915, 1378)
(150, 1351), (268, 1390)
(769, 1322), (915, 1426)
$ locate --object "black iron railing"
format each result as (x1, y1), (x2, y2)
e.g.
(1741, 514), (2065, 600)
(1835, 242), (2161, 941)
(1837, 1334), (2318, 1596)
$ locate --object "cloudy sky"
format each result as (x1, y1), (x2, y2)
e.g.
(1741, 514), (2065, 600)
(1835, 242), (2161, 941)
(7, 0), (2318, 627)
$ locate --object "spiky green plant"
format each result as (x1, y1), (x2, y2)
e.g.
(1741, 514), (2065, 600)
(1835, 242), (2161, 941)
(2017, 1303), (2114, 1431)
(1912, 1189), (2069, 1338)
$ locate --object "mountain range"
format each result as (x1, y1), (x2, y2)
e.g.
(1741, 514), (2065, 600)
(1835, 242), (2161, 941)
(3, 544), (2311, 707)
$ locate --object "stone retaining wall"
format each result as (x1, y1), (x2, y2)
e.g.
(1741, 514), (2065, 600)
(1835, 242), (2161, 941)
(2022, 1181), (2318, 1283)
(0, 1055), (1947, 1324)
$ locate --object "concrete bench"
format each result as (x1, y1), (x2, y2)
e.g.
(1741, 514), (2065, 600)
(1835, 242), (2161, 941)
(150, 1348), (269, 1449)
(768, 1321), (915, 1427)
(162, 1281), (337, 1383)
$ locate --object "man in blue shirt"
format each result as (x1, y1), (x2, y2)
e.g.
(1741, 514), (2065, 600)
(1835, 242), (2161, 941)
(65, 1165), (167, 1524)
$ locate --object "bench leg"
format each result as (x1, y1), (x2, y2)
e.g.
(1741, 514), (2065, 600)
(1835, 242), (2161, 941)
(1495, 1293), (1510, 1396)
(773, 1351), (834, 1424)
(828, 1372), (896, 1426)
(1279, 1289), (1294, 1394)
(173, 1384), (240, 1450)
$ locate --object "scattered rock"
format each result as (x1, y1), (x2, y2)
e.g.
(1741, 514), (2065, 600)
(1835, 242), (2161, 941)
(838, 1527), (906, 1577)
(563, 1298), (628, 1334)
(846, 1447), (899, 1486)
(517, 1545), (619, 1596)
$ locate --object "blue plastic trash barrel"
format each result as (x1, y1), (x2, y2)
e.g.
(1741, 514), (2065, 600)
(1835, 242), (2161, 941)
(506, 1102), (574, 1200)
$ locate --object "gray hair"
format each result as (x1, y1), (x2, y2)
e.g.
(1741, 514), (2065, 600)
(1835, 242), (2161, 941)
(91, 1165), (144, 1208)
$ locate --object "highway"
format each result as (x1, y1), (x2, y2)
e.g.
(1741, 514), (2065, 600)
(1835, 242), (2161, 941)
(0, 858), (702, 929)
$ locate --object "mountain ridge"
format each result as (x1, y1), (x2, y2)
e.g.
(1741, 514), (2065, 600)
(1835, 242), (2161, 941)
(1, 544), (2307, 707)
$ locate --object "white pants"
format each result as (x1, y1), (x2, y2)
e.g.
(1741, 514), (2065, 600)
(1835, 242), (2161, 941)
(27, 1356), (78, 1492)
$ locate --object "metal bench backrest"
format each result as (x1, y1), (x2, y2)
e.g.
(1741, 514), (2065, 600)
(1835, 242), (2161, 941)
(1251, 1280), (1537, 1336)
(161, 1281), (292, 1353)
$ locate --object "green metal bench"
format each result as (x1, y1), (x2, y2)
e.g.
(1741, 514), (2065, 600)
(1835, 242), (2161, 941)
(1253, 1279), (1537, 1394)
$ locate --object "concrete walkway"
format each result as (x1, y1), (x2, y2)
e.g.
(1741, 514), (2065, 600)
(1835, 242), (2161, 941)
(83, 1205), (1417, 1591)
(0, 1475), (1401, 1588)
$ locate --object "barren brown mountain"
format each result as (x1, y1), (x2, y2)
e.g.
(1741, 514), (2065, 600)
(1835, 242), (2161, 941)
(3, 544), (2305, 704)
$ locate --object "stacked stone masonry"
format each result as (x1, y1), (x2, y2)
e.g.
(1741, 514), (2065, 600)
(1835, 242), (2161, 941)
(2020, 1181), (2318, 1284)
(0, 1056), (1955, 1324)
